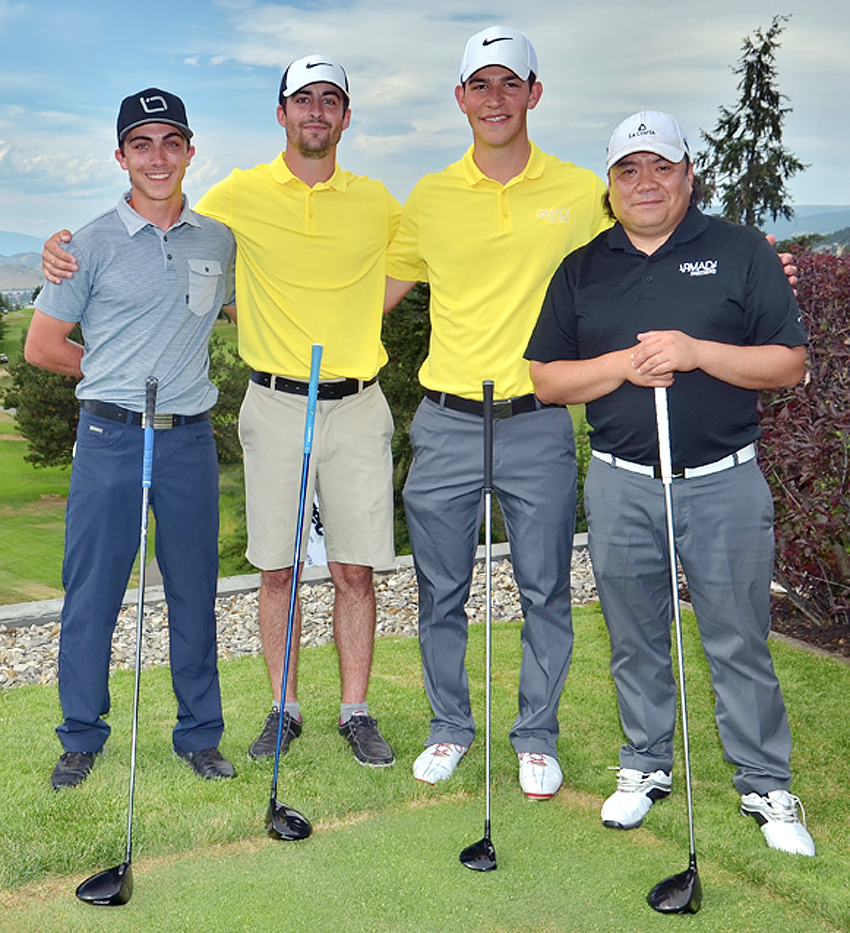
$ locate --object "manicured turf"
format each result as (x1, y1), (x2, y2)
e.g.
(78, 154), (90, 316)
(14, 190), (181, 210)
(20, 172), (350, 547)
(0, 412), (70, 602)
(1, 609), (848, 931)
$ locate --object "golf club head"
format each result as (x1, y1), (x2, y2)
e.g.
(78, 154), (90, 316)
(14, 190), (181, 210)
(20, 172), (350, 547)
(459, 836), (497, 872)
(647, 858), (701, 914)
(75, 861), (133, 906)
(265, 798), (312, 841)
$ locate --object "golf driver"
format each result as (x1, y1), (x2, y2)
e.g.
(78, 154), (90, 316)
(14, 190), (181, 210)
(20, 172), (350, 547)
(459, 379), (497, 872)
(76, 376), (158, 906)
(265, 343), (322, 842)
(646, 386), (702, 914)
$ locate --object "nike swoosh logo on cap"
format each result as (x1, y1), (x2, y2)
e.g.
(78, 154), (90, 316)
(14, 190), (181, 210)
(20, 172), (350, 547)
(482, 37), (512, 46)
(306, 61), (333, 68)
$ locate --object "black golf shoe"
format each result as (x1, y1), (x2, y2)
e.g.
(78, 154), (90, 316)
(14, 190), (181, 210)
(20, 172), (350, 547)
(339, 714), (395, 767)
(249, 709), (302, 759)
(51, 750), (99, 790)
(173, 746), (236, 780)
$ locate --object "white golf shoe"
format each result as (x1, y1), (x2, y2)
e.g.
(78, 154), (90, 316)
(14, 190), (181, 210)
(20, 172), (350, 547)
(518, 752), (563, 799)
(740, 790), (815, 856)
(412, 743), (468, 784)
(601, 768), (672, 829)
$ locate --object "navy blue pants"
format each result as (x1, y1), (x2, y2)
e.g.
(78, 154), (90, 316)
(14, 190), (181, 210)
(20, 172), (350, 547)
(56, 409), (224, 754)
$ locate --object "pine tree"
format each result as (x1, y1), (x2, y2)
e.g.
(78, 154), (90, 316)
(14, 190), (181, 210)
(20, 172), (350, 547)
(696, 15), (807, 229)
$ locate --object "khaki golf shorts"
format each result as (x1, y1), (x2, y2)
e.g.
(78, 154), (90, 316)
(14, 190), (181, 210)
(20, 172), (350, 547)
(239, 379), (395, 571)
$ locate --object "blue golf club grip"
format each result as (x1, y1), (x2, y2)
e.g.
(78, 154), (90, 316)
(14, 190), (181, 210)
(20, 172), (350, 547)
(303, 344), (323, 454)
(483, 381), (494, 492)
(142, 377), (158, 489)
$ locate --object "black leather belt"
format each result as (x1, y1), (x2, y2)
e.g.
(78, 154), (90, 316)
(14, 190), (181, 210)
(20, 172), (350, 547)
(425, 389), (555, 419)
(251, 370), (377, 400)
(81, 399), (210, 429)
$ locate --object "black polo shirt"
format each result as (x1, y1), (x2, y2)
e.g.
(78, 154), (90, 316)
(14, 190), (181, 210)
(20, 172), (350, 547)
(525, 206), (807, 467)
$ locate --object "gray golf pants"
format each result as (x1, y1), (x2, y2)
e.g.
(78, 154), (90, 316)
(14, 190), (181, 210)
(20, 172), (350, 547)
(403, 397), (577, 757)
(585, 457), (793, 796)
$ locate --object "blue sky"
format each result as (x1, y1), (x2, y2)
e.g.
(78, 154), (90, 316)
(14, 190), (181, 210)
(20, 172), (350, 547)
(1, 0), (848, 238)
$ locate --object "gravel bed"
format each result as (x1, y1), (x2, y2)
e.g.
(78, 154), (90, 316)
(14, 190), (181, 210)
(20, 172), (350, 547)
(0, 550), (597, 690)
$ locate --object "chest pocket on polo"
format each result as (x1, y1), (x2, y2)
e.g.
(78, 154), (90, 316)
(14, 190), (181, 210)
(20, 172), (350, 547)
(187, 259), (223, 316)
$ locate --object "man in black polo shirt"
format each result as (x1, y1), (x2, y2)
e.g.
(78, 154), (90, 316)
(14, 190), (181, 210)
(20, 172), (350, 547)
(525, 110), (814, 856)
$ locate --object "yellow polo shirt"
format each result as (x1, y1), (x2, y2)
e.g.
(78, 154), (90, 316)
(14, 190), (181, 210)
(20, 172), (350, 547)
(387, 143), (610, 399)
(197, 155), (401, 380)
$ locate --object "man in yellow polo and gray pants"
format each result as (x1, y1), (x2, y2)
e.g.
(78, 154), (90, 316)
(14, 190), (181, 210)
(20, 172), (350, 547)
(385, 26), (609, 798)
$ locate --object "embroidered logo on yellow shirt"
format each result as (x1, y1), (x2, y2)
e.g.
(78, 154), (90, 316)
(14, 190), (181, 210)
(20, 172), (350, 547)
(536, 207), (571, 224)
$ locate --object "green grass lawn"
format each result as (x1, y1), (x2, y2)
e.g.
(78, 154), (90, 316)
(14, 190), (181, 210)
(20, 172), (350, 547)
(1, 610), (848, 932)
(0, 412), (70, 602)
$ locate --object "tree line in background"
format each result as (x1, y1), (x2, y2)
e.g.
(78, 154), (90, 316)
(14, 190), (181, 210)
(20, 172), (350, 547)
(0, 292), (14, 345)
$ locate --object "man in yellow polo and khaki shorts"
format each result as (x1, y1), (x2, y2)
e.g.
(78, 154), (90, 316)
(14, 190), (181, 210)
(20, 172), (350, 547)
(196, 54), (400, 767)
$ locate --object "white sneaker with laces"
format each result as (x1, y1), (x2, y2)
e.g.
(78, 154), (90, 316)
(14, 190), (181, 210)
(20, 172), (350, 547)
(518, 752), (563, 799)
(740, 790), (815, 856)
(412, 743), (468, 784)
(601, 768), (672, 829)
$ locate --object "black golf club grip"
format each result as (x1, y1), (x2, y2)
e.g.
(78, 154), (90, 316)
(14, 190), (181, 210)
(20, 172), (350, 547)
(144, 377), (158, 429)
(483, 380), (494, 492)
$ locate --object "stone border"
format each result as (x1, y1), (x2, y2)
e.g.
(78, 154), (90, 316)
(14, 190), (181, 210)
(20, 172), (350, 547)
(0, 537), (588, 631)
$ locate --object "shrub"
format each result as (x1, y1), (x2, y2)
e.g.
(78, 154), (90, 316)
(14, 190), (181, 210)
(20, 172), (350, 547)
(758, 248), (850, 625)
(207, 328), (249, 465)
(2, 324), (81, 468)
(380, 283), (432, 553)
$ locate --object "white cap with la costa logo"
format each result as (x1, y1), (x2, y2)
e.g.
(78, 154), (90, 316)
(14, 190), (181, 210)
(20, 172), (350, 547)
(606, 111), (690, 172)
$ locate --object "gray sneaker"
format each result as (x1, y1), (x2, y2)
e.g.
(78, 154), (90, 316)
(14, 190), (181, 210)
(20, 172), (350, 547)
(249, 709), (302, 760)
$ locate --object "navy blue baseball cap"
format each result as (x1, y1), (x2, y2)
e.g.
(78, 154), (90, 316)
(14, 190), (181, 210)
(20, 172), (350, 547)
(117, 88), (193, 144)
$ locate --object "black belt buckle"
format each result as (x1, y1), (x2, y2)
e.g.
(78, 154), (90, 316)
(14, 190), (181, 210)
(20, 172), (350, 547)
(492, 399), (513, 419)
(653, 465), (685, 479)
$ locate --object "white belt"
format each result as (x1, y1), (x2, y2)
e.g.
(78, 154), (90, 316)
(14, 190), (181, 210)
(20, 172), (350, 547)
(591, 443), (756, 479)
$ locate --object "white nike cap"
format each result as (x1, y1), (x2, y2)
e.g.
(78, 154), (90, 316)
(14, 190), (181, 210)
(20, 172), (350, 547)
(459, 26), (538, 84)
(279, 54), (350, 102)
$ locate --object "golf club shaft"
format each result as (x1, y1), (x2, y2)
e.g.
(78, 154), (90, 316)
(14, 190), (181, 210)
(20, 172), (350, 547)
(272, 344), (323, 792)
(125, 376), (157, 864)
(483, 380), (494, 837)
(654, 387), (697, 860)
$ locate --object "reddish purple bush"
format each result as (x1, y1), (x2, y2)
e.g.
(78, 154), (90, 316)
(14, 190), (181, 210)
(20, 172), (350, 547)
(758, 248), (850, 626)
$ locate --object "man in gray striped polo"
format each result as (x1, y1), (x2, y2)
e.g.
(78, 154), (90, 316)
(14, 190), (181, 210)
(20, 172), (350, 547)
(27, 88), (237, 789)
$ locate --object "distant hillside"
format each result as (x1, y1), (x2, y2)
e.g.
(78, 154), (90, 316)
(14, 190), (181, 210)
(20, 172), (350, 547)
(760, 206), (850, 240)
(0, 253), (42, 291)
(826, 226), (850, 247)
(0, 231), (45, 256)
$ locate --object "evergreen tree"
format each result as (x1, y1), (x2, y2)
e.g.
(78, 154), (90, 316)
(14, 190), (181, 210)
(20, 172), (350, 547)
(696, 15), (807, 228)
(2, 325), (81, 468)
